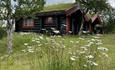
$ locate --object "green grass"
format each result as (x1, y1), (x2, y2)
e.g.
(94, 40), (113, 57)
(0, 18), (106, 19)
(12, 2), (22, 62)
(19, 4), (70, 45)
(41, 3), (75, 12)
(0, 33), (115, 70)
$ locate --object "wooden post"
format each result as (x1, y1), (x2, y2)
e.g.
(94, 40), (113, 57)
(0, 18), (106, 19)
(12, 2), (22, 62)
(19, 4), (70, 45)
(89, 23), (92, 33)
(66, 16), (70, 33)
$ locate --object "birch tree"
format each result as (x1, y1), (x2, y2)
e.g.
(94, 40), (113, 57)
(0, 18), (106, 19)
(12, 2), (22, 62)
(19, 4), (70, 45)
(0, 0), (45, 54)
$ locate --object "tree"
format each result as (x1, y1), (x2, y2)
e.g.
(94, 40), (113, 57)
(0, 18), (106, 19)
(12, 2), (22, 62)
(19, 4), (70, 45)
(76, 0), (109, 14)
(102, 8), (115, 33)
(75, 0), (110, 35)
(0, 0), (45, 54)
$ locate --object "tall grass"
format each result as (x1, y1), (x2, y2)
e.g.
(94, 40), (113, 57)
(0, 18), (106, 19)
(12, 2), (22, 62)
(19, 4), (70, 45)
(0, 33), (111, 70)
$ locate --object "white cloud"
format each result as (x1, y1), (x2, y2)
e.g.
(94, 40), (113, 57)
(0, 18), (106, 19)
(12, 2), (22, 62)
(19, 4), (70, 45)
(46, 0), (75, 5)
(108, 0), (115, 8)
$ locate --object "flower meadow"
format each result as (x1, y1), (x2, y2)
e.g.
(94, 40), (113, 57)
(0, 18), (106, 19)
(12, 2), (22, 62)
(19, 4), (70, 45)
(0, 33), (112, 70)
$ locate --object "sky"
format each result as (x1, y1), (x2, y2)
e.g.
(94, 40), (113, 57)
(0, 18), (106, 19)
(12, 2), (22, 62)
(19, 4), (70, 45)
(46, 0), (115, 8)
(46, 0), (75, 5)
(11, 0), (115, 8)
(108, 0), (115, 8)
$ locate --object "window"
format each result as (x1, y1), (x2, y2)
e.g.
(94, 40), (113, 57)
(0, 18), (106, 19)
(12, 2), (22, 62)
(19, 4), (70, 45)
(45, 17), (53, 24)
(23, 19), (34, 28)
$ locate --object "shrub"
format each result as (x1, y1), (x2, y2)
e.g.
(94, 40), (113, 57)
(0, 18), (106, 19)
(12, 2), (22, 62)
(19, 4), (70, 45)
(0, 27), (7, 39)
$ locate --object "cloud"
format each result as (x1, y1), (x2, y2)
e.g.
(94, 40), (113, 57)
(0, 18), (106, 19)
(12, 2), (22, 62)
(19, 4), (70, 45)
(46, 0), (115, 8)
(108, 0), (115, 8)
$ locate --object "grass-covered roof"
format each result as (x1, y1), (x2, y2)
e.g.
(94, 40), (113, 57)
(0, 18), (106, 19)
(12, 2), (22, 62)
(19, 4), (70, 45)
(41, 3), (75, 12)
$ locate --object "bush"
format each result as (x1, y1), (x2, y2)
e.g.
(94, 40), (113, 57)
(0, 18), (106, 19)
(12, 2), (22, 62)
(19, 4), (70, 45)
(0, 27), (7, 39)
(103, 9), (115, 34)
(103, 18), (115, 34)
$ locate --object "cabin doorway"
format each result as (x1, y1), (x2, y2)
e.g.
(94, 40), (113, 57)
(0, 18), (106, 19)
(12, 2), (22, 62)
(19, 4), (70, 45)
(70, 10), (83, 34)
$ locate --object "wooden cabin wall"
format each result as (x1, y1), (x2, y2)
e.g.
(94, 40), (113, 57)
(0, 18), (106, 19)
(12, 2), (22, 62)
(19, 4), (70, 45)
(92, 17), (102, 34)
(15, 18), (23, 32)
(43, 16), (57, 29)
(15, 17), (40, 32)
(83, 20), (92, 32)
(70, 10), (83, 34)
(41, 16), (66, 32)
(58, 16), (66, 30)
(33, 17), (42, 32)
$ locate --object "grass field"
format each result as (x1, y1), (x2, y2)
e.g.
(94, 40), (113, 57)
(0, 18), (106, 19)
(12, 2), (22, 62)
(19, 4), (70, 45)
(0, 33), (115, 70)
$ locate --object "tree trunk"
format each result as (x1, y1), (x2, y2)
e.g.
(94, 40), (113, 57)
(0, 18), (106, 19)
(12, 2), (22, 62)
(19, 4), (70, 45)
(78, 16), (84, 36)
(7, 19), (14, 54)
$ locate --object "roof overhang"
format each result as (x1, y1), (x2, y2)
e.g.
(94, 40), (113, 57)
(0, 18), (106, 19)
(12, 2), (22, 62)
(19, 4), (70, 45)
(36, 4), (82, 17)
(36, 10), (65, 17)
(92, 14), (101, 23)
(65, 5), (81, 16)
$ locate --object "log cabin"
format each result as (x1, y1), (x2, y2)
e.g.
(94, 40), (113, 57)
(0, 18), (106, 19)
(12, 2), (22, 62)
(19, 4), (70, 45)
(15, 3), (102, 35)
(91, 14), (103, 34)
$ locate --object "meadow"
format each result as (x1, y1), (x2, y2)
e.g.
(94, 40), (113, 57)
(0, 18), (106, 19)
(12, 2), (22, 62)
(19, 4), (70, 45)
(0, 33), (115, 70)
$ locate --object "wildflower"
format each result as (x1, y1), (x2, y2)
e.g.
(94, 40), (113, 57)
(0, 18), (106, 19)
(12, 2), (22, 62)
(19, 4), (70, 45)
(79, 51), (85, 54)
(90, 41), (94, 44)
(28, 48), (34, 53)
(32, 39), (36, 42)
(68, 52), (72, 55)
(21, 50), (26, 53)
(36, 41), (40, 43)
(96, 39), (102, 42)
(0, 56), (4, 60)
(38, 44), (42, 47)
(86, 55), (94, 59)
(35, 38), (40, 41)
(83, 64), (87, 67)
(102, 53), (109, 58)
(91, 39), (96, 41)
(96, 42), (103, 45)
(93, 36), (100, 39)
(98, 47), (109, 52)
(60, 43), (66, 48)
(85, 44), (91, 47)
(46, 37), (50, 40)
(27, 46), (32, 49)
(70, 41), (74, 43)
(76, 41), (79, 44)
(79, 37), (85, 40)
(86, 42), (94, 47)
(93, 62), (98, 66)
(39, 36), (43, 40)
(80, 46), (88, 51)
(87, 60), (98, 66)
(57, 35), (62, 38)
(70, 56), (76, 61)
(24, 43), (28, 46)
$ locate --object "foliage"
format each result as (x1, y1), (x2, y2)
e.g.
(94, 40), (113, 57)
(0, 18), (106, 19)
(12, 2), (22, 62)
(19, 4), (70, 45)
(0, 26), (6, 39)
(102, 9), (115, 33)
(0, 21), (6, 39)
(0, 0), (45, 53)
(14, 0), (45, 18)
(75, 0), (109, 13)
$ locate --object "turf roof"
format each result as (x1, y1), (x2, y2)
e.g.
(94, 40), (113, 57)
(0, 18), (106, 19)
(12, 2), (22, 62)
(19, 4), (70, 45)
(41, 3), (75, 12)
